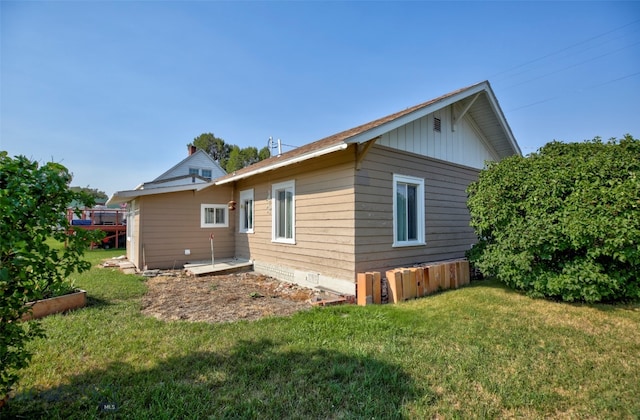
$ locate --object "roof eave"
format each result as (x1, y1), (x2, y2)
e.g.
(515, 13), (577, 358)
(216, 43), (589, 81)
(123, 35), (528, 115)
(107, 183), (211, 205)
(482, 83), (522, 156)
(215, 143), (349, 185)
(344, 82), (490, 145)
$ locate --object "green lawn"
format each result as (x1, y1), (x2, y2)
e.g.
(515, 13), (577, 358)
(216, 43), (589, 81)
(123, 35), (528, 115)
(4, 249), (640, 419)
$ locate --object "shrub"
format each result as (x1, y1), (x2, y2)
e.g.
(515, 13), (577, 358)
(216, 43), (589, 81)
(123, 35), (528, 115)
(466, 135), (640, 302)
(0, 153), (101, 399)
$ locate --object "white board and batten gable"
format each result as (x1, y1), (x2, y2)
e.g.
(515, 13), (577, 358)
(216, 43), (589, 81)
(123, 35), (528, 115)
(348, 81), (521, 169)
(377, 106), (497, 169)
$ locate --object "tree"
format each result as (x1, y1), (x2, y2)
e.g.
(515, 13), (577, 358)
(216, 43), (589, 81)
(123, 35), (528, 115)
(70, 186), (108, 204)
(466, 135), (640, 303)
(188, 132), (271, 172)
(190, 133), (231, 167)
(225, 145), (271, 173)
(0, 153), (101, 399)
(225, 145), (243, 173)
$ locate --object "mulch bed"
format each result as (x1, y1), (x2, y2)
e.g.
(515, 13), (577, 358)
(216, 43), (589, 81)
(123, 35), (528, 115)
(140, 272), (321, 324)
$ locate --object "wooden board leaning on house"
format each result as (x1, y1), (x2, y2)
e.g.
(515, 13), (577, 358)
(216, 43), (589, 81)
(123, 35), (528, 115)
(357, 259), (470, 306)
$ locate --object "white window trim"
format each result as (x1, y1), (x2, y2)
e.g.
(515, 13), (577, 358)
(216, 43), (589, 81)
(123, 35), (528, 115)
(200, 204), (229, 228)
(239, 189), (254, 234)
(392, 174), (426, 247)
(271, 180), (296, 244)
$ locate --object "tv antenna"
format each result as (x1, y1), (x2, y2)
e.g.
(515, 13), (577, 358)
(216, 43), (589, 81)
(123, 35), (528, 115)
(268, 137), (282, 156)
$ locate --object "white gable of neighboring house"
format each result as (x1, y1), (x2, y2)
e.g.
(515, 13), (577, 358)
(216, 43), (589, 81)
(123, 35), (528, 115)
(153, 149), (226, 185)
(108, 147), (227, 204)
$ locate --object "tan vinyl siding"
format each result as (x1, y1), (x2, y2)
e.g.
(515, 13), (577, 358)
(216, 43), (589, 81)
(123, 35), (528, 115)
(354, 144), (479, 274)
(233, 149), (356, 280)
(137, 187), (235, 269)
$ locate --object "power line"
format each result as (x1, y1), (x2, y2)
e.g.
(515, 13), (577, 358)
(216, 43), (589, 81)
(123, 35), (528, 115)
(503, 40), (640, 90)
(588, 70), (640, 89)
(490, 18), (640, 113)
(489, 19), (640, 82)
(497, 28), (640, 83)
(507, 71), (640, 112)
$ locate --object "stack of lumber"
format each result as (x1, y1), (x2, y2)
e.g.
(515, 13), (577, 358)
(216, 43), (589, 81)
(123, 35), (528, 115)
(356, 259), (470, 306)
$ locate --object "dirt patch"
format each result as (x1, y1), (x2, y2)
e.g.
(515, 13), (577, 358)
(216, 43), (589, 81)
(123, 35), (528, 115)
(140, 272), (322, 324)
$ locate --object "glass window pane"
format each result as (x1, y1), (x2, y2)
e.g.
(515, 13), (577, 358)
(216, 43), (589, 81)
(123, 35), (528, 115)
(243, 198), (253, 230)
(407, 184), (417, 240)
(396, 184), (407, 242)
(247, 199), (253, 229)
(277, 190), (286, 238)
(285, 191), (293, 239)
(204, 207), (215, 224)
(215, 208), (225, 224)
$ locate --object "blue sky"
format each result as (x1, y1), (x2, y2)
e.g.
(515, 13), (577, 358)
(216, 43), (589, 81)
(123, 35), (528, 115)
(2, 1), (639, 197)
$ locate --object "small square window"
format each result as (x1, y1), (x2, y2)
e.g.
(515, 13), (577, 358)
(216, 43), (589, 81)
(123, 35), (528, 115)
(201, 204), (228, 228)
(189, 168), (199, 176)
(201, 169), (213, 180)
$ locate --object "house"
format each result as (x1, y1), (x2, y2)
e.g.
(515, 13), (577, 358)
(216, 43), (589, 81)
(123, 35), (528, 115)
(108, 81), (521, 294)
(141, 146), (226, 189)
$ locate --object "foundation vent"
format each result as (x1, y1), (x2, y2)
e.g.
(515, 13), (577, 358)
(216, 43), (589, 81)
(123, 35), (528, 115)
(306, 273), (320, 284)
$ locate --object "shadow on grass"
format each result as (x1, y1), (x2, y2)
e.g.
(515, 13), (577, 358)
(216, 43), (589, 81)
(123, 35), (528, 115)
(7, 339), (420, 419)
(85, 295), (111, 310)
(466, 277), (517, 292)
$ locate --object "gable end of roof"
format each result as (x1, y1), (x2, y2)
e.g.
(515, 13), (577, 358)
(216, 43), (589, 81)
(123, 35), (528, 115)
(212, 80), (521, 185)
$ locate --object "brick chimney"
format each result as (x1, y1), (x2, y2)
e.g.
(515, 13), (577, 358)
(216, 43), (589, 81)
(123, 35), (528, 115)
(188, 145), (197, 156)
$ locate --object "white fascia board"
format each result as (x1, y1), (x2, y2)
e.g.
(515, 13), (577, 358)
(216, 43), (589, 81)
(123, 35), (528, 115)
(215, 143), (349, 185)
(345, 82), (489, 145)
(482, 85), (522, 156)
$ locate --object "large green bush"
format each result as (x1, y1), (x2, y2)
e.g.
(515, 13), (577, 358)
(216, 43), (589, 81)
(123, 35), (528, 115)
(0, 153), (101, 399)
(467, 135), (640, 302)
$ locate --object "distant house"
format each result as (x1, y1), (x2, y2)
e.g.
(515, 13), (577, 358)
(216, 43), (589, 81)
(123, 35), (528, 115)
(109, 81), (521, 294)
(141, 146), (226, 189)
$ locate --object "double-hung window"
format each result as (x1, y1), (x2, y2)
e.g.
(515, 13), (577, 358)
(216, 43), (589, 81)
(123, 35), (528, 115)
(239, 189), (254, 233)
(201, 204), (228, 228)
(393, 174), (425, 247)
(272, 180), (295, 243)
